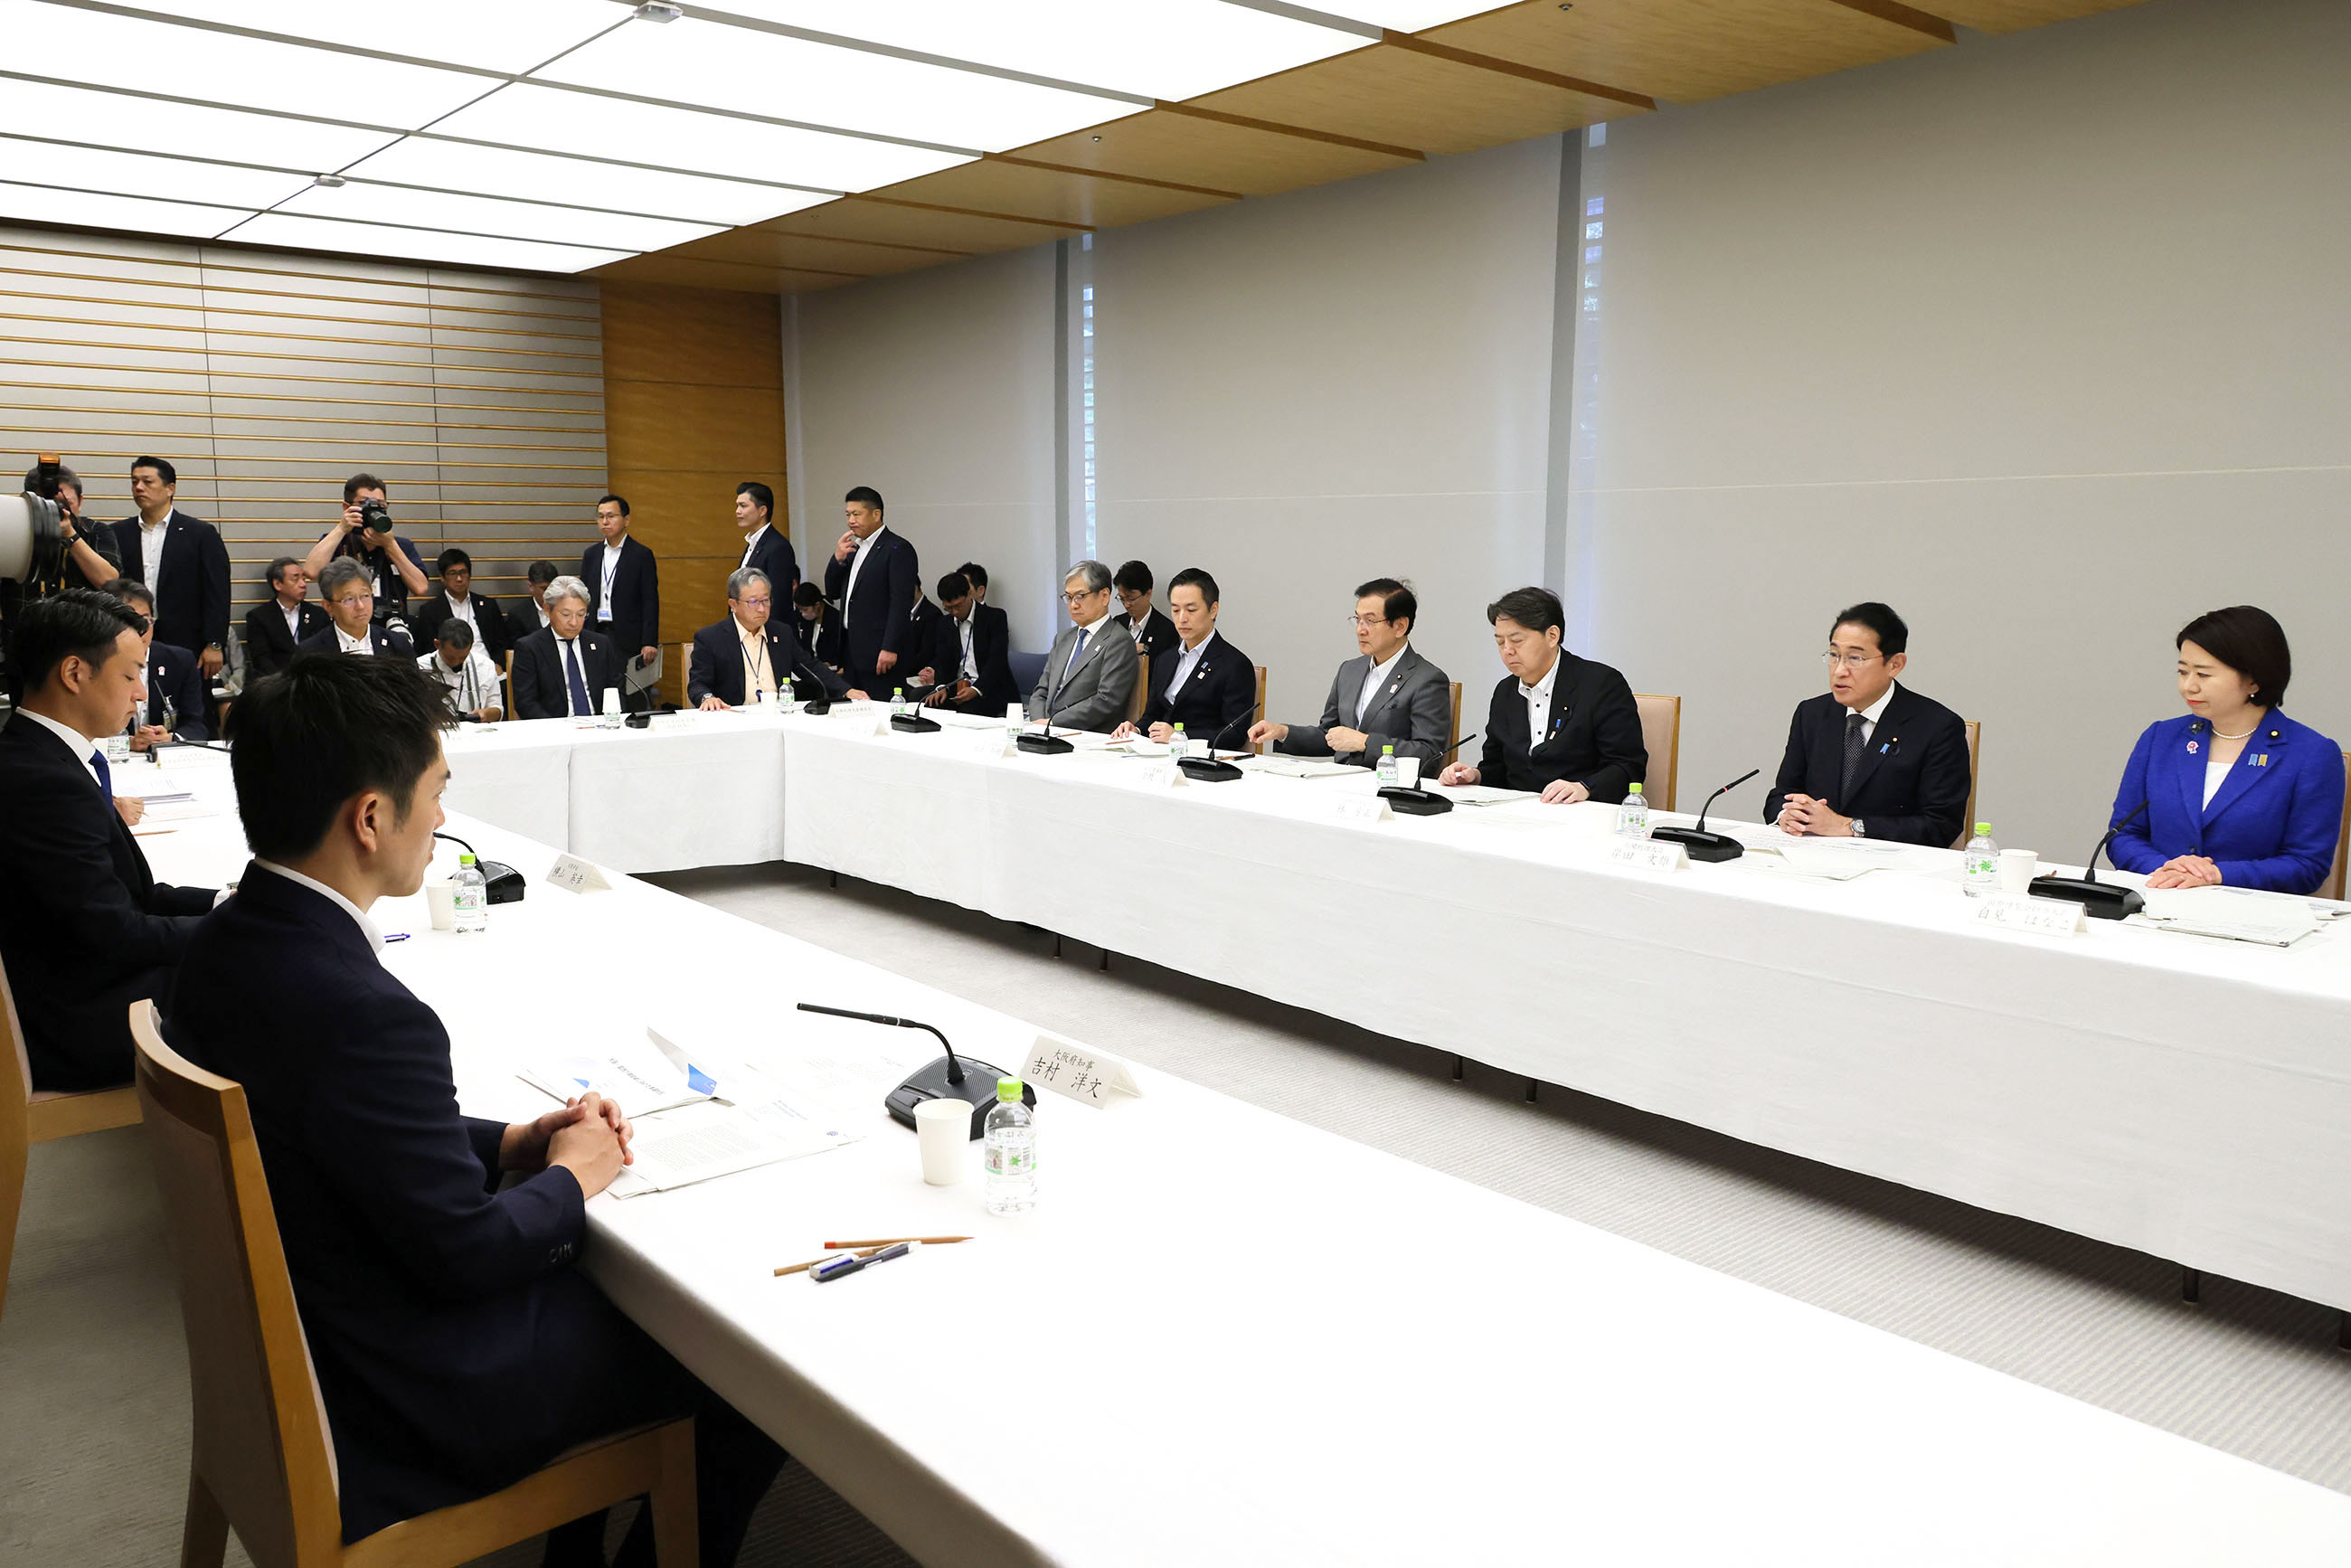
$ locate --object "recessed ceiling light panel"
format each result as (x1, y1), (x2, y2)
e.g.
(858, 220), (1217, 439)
(0, 79), (402, 170)
(0, 180), (248, 241)
(279, 179), (722, 251)
(225, 212), (633, 272)
(0, 136), (312, 210)
(345, 137), (832, 226)
(123, 0), (622, 75)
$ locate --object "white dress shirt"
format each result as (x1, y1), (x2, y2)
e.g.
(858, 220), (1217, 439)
(1844, 683), (1896, 747)
(447, 591), (479, 633)
(16, 708), (101, 792)
(279, 600), (305, 639)
(418, 647), (498, 712)
(955, 614), (978, 681)
(842, 527), (886, 626)
(335, 624), (373, 656)
(253, 860), (383, 957)
(138, 510), (171, 595)
(1166, 631), (1217, 698)
(1357, 644), (1408, 724)
(740, 524), (770, 569)
(1520, 656), (1561, 746)
(556, 633), (595, 714)
(597, 540), (623, 624)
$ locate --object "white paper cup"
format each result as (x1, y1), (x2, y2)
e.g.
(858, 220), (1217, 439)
(424, 880), (458, 931)
(914, 1097), (970, 1185)
(1393, 755), (1422, 789)
(1998, 848), (2037, 894)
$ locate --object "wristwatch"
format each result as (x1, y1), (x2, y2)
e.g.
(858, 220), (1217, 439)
(1851, 819), (1866, 838)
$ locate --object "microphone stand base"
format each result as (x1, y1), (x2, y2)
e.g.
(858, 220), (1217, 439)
(888, 713), (942, 733)
(1017, 732), (1074, 755)
(1176, 756), (1244, 782)
(1378, 786), (1453, 816)
(2026, 875), (2144, 920)
(885, 1055), (1034, 1138)
(1649, 827), (1745, 863)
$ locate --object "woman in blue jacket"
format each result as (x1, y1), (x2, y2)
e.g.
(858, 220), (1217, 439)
(2108, 605), (2344, 894)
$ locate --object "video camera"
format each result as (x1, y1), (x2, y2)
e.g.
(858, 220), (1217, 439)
(1, 468), (72, 593)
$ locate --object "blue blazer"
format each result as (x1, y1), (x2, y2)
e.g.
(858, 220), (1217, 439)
(2108, 711), (2345, 894)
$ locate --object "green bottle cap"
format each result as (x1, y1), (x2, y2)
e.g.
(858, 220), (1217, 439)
(459, 852), (477, 866)
(894, 686), (903, 697)
(1383, 744), (1394, 754)
(996, 1077), (1024, 1102)
(1629, 783), (1642, 795)
(1976, 822), (1991, 836)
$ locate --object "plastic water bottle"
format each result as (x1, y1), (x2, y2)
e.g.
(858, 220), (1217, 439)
(452, 853), (489, 932)
(1963, 823), (1999, 897)
(892, 685), (908, 717)
(1168, 723), (1189, 760)
(983, 1078), (1035, 1215)
(1376, 744), (1398, 785)
(1616, 782), (1650, 839)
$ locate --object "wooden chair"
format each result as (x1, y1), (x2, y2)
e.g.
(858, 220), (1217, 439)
(1127, 654), (1148, 726)
(501, 649), (516, 723)
(1633, 694), (1682, 813)
(677, 640), (694, 708)
(1251, 666), (1267, 754)
(1446, 681), (1464, 760)
(128, 1003), (699, 1568)
(1, 952), (141, 1323)
(1952, 720), (1983, 851)
(2324, 751), (2351, 902)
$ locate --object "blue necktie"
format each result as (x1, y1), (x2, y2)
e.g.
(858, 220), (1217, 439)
(1064, 626), (1091, 680)
(564, 639), (593, 716)
(90, 748), (114, 808)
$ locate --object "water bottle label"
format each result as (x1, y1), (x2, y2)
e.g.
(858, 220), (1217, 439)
(984, 1141), (1034, 1176)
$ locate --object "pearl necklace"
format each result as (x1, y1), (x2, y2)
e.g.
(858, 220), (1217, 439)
(2211, 722), (2257, 741)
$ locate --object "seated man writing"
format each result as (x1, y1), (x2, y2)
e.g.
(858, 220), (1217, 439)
(167, 655), (783, 1563)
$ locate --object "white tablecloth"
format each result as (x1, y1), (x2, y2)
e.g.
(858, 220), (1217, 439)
(135, 788), (2351, 1566)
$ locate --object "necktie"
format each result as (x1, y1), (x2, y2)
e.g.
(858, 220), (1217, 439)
(1840, 709), (1865, 799)
(564, 639), (593, 716)
(90, 748), (114, 808)
(1065, 626), (1091, 679)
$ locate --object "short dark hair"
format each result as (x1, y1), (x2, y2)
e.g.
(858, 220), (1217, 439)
(435, 619), (475, 651)
(793, 581), (826, 609)
(131, 455), (176, 486)
(1112, 560), (1153, 595)
(227, 656), (453, 862)
(1355, 577), (1416, 632)
(526, 560), (558, 586)
(2178, 605), (2292, 707)
(266, 555), (303, 588)
(598, 493), (630, 518)
(435, 548), (472, 574)
(937, 571), (971, 601)
(12, 588), (146, 694)
(844, 486), (883, 514)
(1829, 601), (1907, 659)
(957, 561), (987, 589)
(343, 472), (385, 504)
(1168, 566), (1219, 606)
(736, 481), (775, 518)
(1486, 587), (1563, 635)
(102, 576), (154, 614)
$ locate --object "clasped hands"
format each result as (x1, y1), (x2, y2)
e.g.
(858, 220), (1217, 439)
(2143, 855), (2223, 889)
(502, 1092), (635, 1197)
(1776, 793), (1855, 836)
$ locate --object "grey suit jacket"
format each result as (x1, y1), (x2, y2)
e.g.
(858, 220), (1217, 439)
(1027, 617), (1140, 732)
(1279, 644), (1452, 766)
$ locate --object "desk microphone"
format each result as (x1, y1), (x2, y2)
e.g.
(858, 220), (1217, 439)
(430, 830), (526, 904)
(1379, 732), (1478, 816)
(797, 1001), (1034, 1138)
(1018, 647), (1082, 754)
(2027, 798), (2148, 919)
(1649, 768), (1759, 862)
(1176, 711), (1254, 782)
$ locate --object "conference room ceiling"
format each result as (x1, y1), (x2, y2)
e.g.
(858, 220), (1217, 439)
(0, 0), (2148, 287)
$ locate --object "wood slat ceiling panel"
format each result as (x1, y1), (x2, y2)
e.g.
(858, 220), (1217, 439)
(686, 227), (964, 278)
(902, 158), (1240, 229)
(1013, 108), (1421, 198)
(1925, 0), (2149, 33)
(773, 197), (1086, 252)
(1428, 0), (1947, 104)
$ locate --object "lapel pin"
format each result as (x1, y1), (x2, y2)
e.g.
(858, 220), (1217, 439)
(2186, 740), (2198, 753)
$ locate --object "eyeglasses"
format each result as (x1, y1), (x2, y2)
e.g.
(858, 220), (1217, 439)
(1821, 651), (1881, 669)
(1349, 614), (1395, 628)
(736, 597), (771, 609)
(1063, 589), (1103, 604)
(334, 593), (374, 609)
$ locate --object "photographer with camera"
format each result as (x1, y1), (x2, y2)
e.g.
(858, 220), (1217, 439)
(2, 462), (123, 696)
(301, 473), (429, 638)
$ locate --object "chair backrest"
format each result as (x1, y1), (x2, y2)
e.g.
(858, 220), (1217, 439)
(3, 953), (33, 1193)
(1633, 694), (1681, 813)
(1447, 682), (1463, 759)
(1252, 666), (1268, 753)
(1952, 720), (1983, 851)
(1127, 654), (1148, 725)
(131, 1002), (343, 1568)
(502, 648), (516, 721)
(2327, 751), (2351, 902)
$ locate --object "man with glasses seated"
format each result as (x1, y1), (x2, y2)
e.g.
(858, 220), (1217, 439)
(1027, 560), (1138, 733)
(1250, 577), (1450, 770)
(302, 559), (415, 660)
(1765, 600), (1970, 845)
(688, 566), (847, 710)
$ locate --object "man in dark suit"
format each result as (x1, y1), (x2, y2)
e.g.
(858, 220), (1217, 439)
(511, 575), (621, 720)
(301, 560), (416, 661)
(0, 590), (215, 1091)
(409, 549), (519, 665)
(734, 481), (798, 599)
(923, 571), (1016, 713)
(1440, 587), (1646, 804)
(895, 592), (951, 701)
(1112, 560), (1178, 664)
(514, 560), (560, 639)
(821, 485), (919, 694)
(108, 579), (212, 744)
(581, 494), (659, 713)
(792, 581), (845, 672)
(1767, 600), (1971, 847)
(165, 655), (784, 1558)
(688, 567), (845, 709)
(1113, 567), (1256, 749)
(1252, 578), (1452, 769)
(109, 454), (231, 680)
(242, 556), (330, 681)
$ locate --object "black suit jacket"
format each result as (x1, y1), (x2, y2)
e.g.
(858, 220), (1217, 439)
(739, 524), (800, 598)
(821, 527), (920, 684)
(110, 509), (231, 655)
(798, 604), (845, 670)
(1765, 684), (1972, 847)
(300, 623), (416, 662)
(0, 714), (212, 1090)
(510, 626), (620, 719)
(1139, 633), (1258, 744)
(1115, 607), (1178, 664)
(581, 537), (659, 656)
(930, 603), (1017, 713)
(146, 640), (211, 741)
(687, 616), (845, 706)
(242, 599), (331, 680)
(1478, 652), (1648, 802)
(410, 592), (520, 663)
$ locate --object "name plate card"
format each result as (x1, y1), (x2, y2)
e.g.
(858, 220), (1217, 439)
(651, 711), (697, 732)
(953, 727), (1017, 761)
(1973, 893), (2087, 936)
(1610, 838), (1689, 873)
(1323, 794), (1393, 824)
(1139, 760), (1187, 789)
(1021, 1035), (1142, 1109)
(545, 854), (612, 893)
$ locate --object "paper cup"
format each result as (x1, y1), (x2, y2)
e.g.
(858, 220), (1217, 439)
(1998, 848), (2037, 893)
(914, 1097), (970, 1185)
(424, 880), (458, 931)
(1394, 755), (1422, 789)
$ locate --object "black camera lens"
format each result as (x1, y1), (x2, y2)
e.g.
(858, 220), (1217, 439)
(358, 497), (392, 530)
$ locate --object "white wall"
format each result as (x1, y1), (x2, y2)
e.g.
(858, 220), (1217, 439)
(1576, 0), (2351, 851)
(1091, 136), (1564, 717)
(789, 243), (1060, 647)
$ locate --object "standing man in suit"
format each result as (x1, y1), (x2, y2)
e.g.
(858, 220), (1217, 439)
(511, 575), (619, 720)
(792, 581), (845, 672)
(0, 590), (215, 1091)
(107, 578), (211, 745)
(688, 567), (845, 710)
(300, 473), (430, 634)
(110, 454), (230, 681)
(822, 486), (919, 695)
(410, 549), (517, 665)
(581, 494), (659, 713)
(302, 560), (415, 660)
(242, 556), (328, 681)
(1112, 561), (1177, 663)
(1252, 578), (1451, 770)
(1767, 601), (1971, 846)
(1440, 587), (1646, 805)
(735, 481), (798, 600)
(923, 571), (1016, 713)
(1113, 568), (1256, 749)
(166, 655), (785, 1559)
(1027, 560), (1138, 733)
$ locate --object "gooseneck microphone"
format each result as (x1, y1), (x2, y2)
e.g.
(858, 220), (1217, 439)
(1380, 732), (1478, 816)
(1018, 639), (1084, 754)
(1176, 710), (1255, 782)
(798, 1001), (1032, 1137)
(2028, 799), (2149, 919)
(1650, 768), (1760, 862)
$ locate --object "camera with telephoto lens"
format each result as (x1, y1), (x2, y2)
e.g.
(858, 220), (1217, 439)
(357, 496), (392, 535)
(1, 486), (71, 595)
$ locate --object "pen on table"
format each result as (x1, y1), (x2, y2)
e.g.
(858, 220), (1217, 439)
(812, 1242), (913, 1283)
(822, 1235), (971, 1250)
(776, 1246), (885, 1277)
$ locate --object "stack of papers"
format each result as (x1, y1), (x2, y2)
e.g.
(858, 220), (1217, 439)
(1768, 837), (1912, 881)
(1250, 757), (1360, 779)
(2133, 886), (2322, 947)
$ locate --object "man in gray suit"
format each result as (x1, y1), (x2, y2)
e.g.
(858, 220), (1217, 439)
(1250, 578), (1451, 767)
(1026, 560), (1139, 733)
